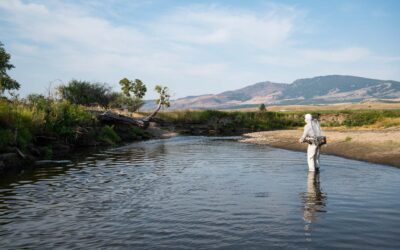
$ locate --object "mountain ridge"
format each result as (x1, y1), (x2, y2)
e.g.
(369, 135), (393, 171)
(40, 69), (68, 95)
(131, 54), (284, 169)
(143, 75), (400, 110)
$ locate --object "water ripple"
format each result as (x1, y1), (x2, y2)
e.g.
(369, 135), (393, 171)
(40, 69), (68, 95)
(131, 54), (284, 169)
(0, 136), (399, 249)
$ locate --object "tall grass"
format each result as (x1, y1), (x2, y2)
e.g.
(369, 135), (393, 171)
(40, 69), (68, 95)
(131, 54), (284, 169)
(157, 109), (400, 132)
(157, 110), (304, 131)
(0, 98), (96, 150)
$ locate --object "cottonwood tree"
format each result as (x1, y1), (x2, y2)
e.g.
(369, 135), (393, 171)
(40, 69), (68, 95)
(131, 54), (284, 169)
(0, 42), (20, 95)
(144, 85), (170, 121)
(100, 85), (171, 129)
(119, 78), (147, 111)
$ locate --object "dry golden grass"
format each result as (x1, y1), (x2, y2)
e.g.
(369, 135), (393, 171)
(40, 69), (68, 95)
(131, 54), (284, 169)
(226, 102), (400, 112)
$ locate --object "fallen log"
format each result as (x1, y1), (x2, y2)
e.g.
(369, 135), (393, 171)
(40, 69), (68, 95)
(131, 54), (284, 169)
(97, 111), (150, 128)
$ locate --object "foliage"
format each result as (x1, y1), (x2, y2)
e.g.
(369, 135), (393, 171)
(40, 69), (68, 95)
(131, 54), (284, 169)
(119, 78), (131, 96)
(0, 128), (13, 151)
(0, 99), (36, 149)
(375, 117), (400, 128)
(97, 125), (121, 145)
(119, 78), (147, 98)
(45, 100), (94, 138)
(57, 80), (112, 107)
(128, 126), (152, 140)
(0, 41), (20, 95)
(342, 110), (400, 127)
(157, 110), (304, 131)
(259, 103), (266, 112)
(278, 109), (400, 127)
(0, 98), (96, 149)
(154, 85), (170, 108)
(118, 78), (147, 111)
(132, 79), (147, 98)
(108, 92), (144, 112)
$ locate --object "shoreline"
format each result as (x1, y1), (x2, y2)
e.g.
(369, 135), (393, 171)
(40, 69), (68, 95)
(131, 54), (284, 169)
(239, 128), (400, 168)
(0, 124), (178, 177)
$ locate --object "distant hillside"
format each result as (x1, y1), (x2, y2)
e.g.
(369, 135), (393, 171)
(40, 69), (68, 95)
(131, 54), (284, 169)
(142, 75), (400, 110)
(278, 75), (400, 105)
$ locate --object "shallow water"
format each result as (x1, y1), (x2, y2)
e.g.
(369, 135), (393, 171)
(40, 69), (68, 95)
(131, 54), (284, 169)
(0, 136), (399, 249)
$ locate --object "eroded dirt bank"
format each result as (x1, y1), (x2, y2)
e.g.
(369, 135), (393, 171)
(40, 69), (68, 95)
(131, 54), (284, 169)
(240, 128), (400, 167)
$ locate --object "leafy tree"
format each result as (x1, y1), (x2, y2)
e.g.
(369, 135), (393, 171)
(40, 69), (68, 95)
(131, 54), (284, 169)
(119, 78), (132, 96)
(259, 103), (266, 112)
(0, 42), (20, 95)
(155, 85), (170, 108)
(25, 93), (48, 110)
(119, 78), (147, 98)
(57, 80), (112, 107)
(118, 78), (147, 111)
(144, 85), (170, 121)
(133, 79), (147, 98)
(109, 92), (144, 112)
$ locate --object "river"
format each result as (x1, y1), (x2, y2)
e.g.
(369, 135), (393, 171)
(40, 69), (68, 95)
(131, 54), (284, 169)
(0, 136), (399, 249)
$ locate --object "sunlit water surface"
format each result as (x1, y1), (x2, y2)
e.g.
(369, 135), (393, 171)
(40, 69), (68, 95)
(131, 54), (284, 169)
(0, 136), (399, 249)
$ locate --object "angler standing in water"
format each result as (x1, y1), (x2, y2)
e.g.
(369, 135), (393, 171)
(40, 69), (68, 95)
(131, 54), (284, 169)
(299, 114), (326, 171)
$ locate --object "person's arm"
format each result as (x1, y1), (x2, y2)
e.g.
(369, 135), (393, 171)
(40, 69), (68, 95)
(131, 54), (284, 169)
(299, 125), (310, 143)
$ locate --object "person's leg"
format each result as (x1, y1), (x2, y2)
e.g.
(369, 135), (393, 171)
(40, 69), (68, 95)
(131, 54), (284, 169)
(315, 146), (320, 171)
(307, 144), (316, 171)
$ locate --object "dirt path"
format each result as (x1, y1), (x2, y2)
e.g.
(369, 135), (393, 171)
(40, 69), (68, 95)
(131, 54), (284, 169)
(240, 128), (400, 167)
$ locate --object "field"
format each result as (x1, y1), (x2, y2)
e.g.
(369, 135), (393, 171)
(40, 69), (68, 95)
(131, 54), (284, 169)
(225, 102), (400, 112)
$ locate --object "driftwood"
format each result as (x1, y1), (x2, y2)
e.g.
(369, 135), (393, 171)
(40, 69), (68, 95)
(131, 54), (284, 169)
(97, 111), (150, 128)
(87, 102), (165, 129)
(143, 102), (162, 122)
(15, 147), (26, 159)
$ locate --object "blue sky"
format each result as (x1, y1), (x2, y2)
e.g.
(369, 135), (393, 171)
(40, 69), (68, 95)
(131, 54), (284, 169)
(0, 0), (399, 99)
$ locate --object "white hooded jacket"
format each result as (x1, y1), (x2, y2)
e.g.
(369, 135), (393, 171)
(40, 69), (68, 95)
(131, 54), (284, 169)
(300, 119), (322, 142)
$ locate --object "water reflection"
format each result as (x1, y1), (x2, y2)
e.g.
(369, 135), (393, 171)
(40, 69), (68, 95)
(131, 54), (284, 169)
(1, 137), (400, 249)
(302, 171), (327, 241)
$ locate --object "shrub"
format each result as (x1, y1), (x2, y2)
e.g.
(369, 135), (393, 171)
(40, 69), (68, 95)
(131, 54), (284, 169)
(157, 110), (304, 131)
(108, 92), (144, 112)
(57, 80), (112, 107)
(98, 125), (121, 145)
(45, 101), (94, 139)
(0, 128), (13, 150)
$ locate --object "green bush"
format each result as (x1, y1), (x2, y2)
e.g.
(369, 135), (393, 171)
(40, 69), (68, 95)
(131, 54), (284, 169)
(0, 100), (35, 149)
(130, 126), (151, 140)
(57, 80), (112, 107)
(45, 100), (94, 138)
(108, 92), (144, 112)
(157, 110), (304, 131)
(0, 128), (13, 150)
(98, 125), (121, 145)
(0, 98), (98, 149)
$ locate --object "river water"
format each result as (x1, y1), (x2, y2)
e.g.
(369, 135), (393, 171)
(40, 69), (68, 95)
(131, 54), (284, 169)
(0, 136), (399, 249)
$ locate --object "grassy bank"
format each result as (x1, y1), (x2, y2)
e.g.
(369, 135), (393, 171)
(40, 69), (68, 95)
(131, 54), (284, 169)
(290, 109), (400, 128)
(0, 98), (151, 159)
(157, 110), (304, 133)
(156, 109), (400, 134)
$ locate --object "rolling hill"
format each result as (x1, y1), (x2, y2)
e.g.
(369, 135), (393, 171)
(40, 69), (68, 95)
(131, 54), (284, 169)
(143, 75), (400, 110)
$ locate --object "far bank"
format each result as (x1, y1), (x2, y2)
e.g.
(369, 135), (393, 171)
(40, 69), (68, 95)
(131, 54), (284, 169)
(155, 109), (400, 167)
(239, 128), (400, 168)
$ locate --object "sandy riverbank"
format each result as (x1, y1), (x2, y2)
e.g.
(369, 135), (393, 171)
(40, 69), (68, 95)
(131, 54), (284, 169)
(240, 128), (400, 167)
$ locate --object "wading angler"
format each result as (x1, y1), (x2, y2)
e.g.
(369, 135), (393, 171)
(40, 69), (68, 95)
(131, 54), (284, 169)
(299, 114), (327, 171)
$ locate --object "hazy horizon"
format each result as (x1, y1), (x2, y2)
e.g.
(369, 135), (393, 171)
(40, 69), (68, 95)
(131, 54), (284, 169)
(1, 0), (399, 99)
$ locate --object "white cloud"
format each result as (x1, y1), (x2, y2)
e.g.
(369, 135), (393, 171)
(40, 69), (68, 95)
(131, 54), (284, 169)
(150, 5), (297, 48)
(258, 47), (372, 67)
(0, 0), (302, 97)
(0, 0), (399, 99)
